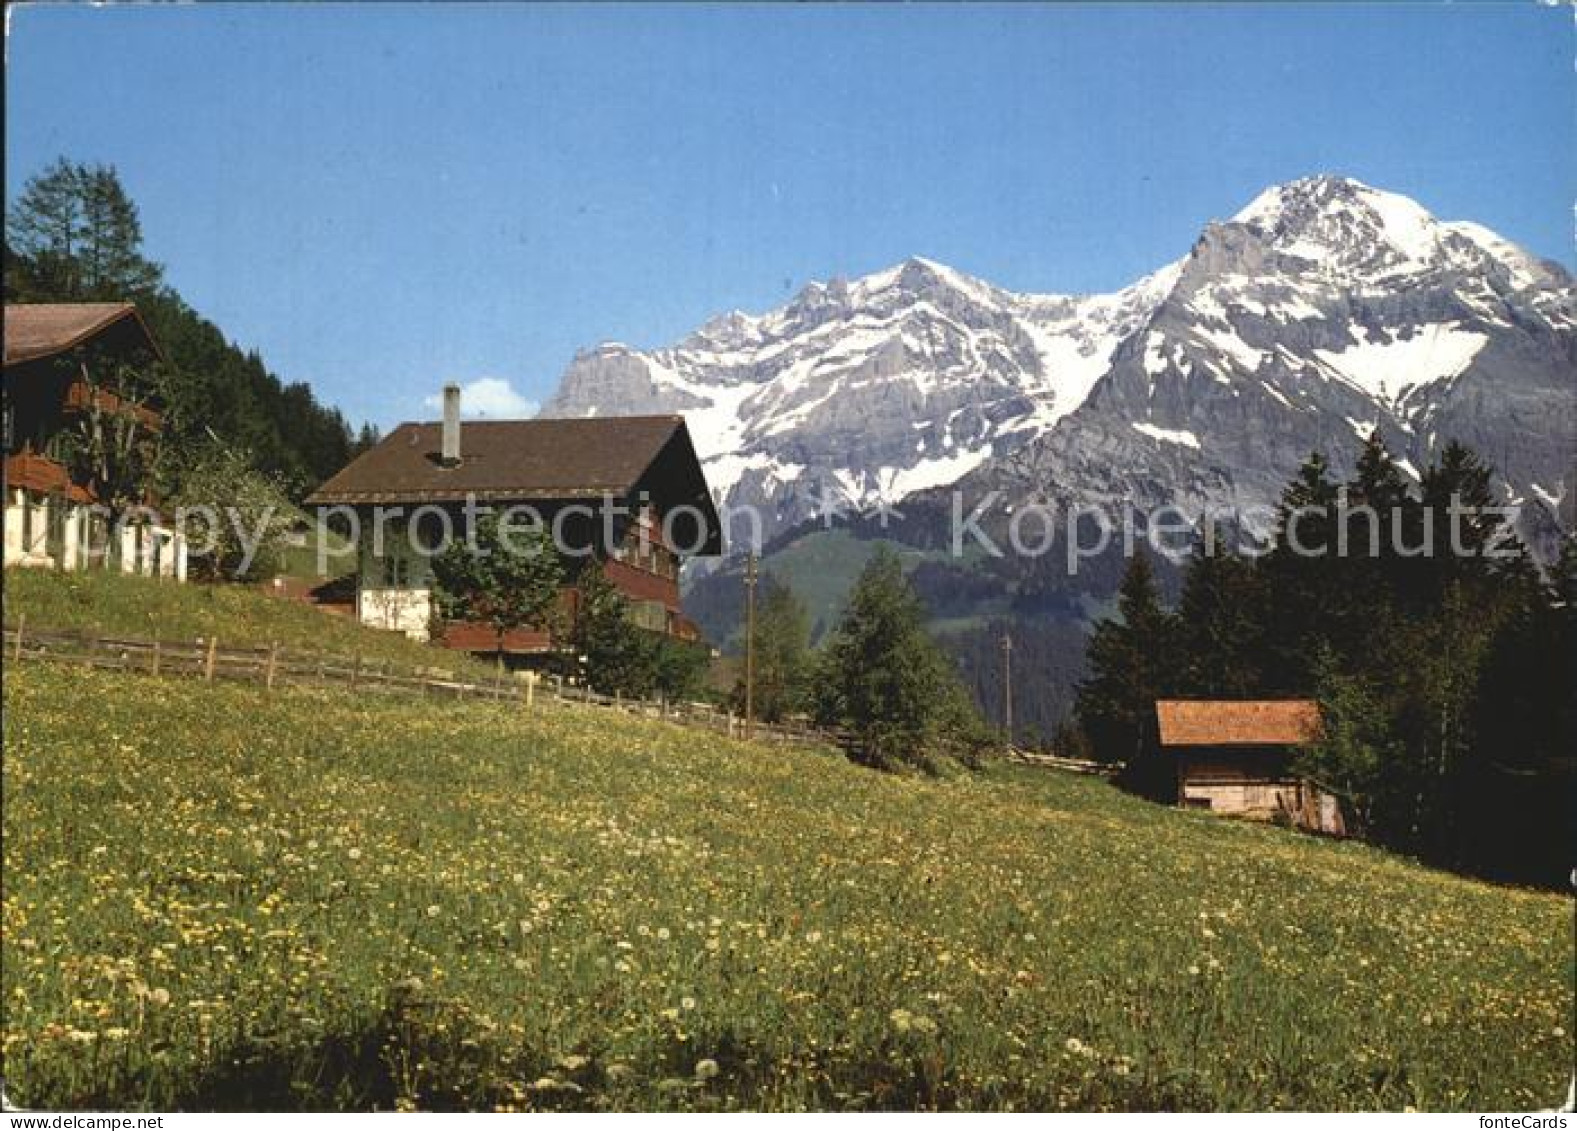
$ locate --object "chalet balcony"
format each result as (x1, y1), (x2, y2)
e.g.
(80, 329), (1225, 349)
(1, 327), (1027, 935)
(63, 379), (163, 433)
(2, 451), (92, 504)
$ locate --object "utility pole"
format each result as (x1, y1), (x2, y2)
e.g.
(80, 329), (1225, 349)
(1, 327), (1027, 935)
(744, 551), (758, 740)
(1000, 630), (1013, 749)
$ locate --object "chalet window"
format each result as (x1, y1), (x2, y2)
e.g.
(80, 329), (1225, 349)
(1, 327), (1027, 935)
(629, 599), (667, 633)
(612, 516), (679, 579)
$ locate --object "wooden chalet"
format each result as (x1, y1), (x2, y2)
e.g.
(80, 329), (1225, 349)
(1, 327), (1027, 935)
(304, 385), (720, 659)
(1156, 699), (1345, 835)
(3, 302), (187, 578)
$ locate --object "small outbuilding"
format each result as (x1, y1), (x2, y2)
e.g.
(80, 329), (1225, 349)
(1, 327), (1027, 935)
(1155, 699), (1345, 835)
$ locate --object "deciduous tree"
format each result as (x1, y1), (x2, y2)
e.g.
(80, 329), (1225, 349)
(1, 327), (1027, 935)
(431, 513), (564, 670)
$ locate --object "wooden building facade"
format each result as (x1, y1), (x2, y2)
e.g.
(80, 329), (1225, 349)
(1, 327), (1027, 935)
(304, 386), (719, 659)
(3, 303), (187, 579)
(1156, 699), (1345, 836)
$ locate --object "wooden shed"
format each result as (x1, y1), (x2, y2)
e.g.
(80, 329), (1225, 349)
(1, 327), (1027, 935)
(1156, 699), (1345, 835)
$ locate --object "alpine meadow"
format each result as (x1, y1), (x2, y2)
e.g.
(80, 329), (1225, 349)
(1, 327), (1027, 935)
(3, 639), (1571, 1111)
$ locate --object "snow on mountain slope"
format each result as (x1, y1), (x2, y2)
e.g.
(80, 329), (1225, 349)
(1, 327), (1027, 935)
(544, 175), (1576, 558)
(543, 255), (1180, 546)
(963, 175), (1576, 557)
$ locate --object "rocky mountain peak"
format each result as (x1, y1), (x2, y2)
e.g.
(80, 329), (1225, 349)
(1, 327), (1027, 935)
(543, 177), (1573, 560)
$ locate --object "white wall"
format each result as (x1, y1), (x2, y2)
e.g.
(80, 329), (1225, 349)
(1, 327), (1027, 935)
(3, 489), (187, 579)
(4, 490), (63, 569)
(356, 520), (432, 639)
(2, 488), (43, 567)
(358, 584), (433, 640)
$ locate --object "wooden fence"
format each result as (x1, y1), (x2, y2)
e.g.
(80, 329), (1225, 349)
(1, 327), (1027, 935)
(0, 618), (839, 751)
(1002, 749), (1114, 776)
(2, 620), (1116, 771)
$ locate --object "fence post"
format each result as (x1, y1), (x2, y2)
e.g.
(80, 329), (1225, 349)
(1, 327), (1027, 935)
(727, 711), (736, 739)
(204, 636), (218, 682)
(12, 613), (23, 665)
(350, 654), (362, 689)
(523, 670), (536, 711)
(265, 642), (279, 691)
(151, 634), (161, 677)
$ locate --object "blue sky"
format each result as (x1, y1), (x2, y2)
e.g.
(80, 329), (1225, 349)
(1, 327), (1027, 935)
(6, 3), (1572, 431)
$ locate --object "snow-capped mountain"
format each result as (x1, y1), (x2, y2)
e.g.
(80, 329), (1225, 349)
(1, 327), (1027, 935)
(962, 176), (1575, 553)
(543, 255), (1180, 546)
(542, 175), (1575, 557)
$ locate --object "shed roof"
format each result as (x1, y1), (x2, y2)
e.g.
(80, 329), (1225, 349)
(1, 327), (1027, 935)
(1156, 700), (1321, 747)
(3, 303), (161, 366)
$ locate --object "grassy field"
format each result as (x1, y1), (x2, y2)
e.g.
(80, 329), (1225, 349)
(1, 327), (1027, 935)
(2, 663), (1571, 1111)
(2, 567), (488, 676)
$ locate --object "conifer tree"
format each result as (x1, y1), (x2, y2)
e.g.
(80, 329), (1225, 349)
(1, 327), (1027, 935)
(738, 574), (812, 722)
(1330, 430), (1417, 649)
(1348, 432), (1413, 581)
(1464, 549), (1576, 884)
(1420, 441), (1503, 598)
(7, 157), (361, 500)
(1077, 437), (1570, 884)
(1260, 452), (1342, 688)
(1075, 550), (1175, 777)
(1174, 535), (1265, 698)
(6, 158), (163, 299)
(818, 546), (986, 769)
(566, 562), (657, 696)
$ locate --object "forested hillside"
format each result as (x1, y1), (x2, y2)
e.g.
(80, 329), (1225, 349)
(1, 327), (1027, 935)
(1075, 434), (1577, 887)
(4, 158), (374, 497)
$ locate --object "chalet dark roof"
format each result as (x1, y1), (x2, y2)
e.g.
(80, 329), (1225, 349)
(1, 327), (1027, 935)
(306, 415), (722, 551)
(1156, 700), (1321, 747)
(308, 414), (701, 503)
(3, 303), (162, 366)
